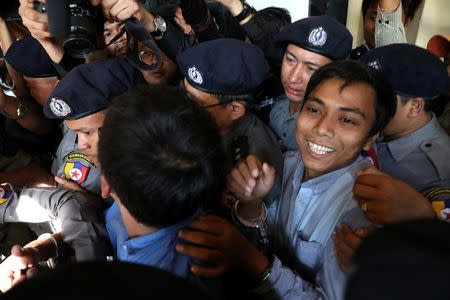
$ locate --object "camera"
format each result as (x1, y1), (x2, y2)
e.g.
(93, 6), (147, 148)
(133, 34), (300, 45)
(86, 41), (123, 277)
(36, 0), (104, 58)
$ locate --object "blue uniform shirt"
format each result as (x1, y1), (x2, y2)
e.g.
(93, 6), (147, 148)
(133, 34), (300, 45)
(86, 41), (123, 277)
(269, 95), (299, 152)
(376, 115), (450, 220)
(377, 115), (450, 192)
(51, 125), (101, 195)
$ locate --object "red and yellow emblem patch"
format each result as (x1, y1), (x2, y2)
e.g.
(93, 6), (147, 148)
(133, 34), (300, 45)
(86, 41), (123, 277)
(63, 153), (95, 185)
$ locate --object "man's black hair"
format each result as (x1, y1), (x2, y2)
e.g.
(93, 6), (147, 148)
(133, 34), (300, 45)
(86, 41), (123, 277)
(303, 60), (397, 137)
(99, 85), (225, 227)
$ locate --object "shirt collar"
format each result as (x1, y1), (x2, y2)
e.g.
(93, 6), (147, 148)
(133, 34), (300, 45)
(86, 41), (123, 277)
(380, 115), (439, 162)
(292, 153), (365, 194)
(124, 210), (201, 251)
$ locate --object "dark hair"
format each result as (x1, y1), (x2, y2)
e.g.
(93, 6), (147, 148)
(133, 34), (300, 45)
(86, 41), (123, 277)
(399, 94), (441, 113)
(99, 85), (225, 227)
(252, 6), (291, 34)
(362, 0), (423, 21)
(214, 93), (253, 105)
(303, 60), (397, 137)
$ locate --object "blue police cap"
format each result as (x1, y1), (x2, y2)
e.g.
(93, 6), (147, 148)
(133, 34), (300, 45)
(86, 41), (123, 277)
(274, 16), (353, 60)
(5, 36), (57, 78)
(177, 38), (268, 96)
(360, 43), (449, 98)
(44, 58), (140, 120)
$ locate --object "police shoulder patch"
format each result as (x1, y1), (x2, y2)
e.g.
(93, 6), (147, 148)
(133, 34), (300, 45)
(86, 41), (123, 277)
(187, 66), (203, 85)
(49, 96), (72, 117)
(63, 152), (95, 185)
(308, 27), (327, 47)
(0, 183), (15, 205)
(425, 187), (450, 222)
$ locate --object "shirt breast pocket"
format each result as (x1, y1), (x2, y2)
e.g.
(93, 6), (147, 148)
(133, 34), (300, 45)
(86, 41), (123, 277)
(295, 232), (324, 274)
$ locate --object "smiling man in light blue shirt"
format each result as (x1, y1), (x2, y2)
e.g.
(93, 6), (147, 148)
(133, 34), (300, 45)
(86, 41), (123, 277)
(176, 60), (397, 300)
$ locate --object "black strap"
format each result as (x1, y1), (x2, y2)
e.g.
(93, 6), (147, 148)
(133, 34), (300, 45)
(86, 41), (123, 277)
(124, 18), (162, 71)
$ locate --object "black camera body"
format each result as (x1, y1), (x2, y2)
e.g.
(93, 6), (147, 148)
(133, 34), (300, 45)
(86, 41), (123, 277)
(39, 0), (104, 58)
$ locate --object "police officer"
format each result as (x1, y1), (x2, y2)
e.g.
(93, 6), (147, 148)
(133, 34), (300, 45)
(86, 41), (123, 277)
(269, 16), (353, 151)
(359, 44), (450, 221)
(44, 58), (140, 196)
(176, 38), (283, 200)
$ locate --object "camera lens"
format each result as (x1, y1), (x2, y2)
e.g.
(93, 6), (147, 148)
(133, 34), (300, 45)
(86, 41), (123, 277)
(63, 35), (96, 58)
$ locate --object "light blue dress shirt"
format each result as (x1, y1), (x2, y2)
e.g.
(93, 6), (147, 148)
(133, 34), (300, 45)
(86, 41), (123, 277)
(255, 152), (372, 300)
(105, 203), (224, 298)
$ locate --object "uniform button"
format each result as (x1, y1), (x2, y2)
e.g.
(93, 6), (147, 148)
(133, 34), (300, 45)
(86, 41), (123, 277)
(378, 19), (382, 23)
(385, 20), (390, 24)
(425, 143), (432, 148)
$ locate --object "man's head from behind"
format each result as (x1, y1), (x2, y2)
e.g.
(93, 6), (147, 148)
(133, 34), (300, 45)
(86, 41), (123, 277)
(44, 58), (140, 165)
(274, 16), (353, 103)
(177, 38), (268, 135)
(99, 85), (225, 227)
(296, 60), (396, 180)
(361, 43), (450, 140)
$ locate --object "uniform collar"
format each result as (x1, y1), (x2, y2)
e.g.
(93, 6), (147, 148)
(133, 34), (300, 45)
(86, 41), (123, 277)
(379, 115), (439, 162)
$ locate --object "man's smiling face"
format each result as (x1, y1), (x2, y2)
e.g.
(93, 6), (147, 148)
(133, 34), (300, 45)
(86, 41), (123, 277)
(296, 77), (377, 180)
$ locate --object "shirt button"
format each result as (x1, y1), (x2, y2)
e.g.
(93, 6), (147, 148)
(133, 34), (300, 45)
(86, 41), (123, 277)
(425, 143), (432, 148)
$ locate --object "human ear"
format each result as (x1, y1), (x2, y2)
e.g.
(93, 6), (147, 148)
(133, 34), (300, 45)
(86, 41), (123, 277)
(100, 175), (111, 199)
(362, 133), (379, 151)
(230, 101), (246, 121)
(408, 97), (424, 117)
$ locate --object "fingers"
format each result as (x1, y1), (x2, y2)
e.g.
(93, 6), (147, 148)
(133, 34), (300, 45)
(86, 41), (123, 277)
(334, 224), (361, 273)
(190, 264), (225, 278)
(101, 0), (141, 23)
(353, 177), (385, 203)
(19, 0), (51, 39)
(54, 176), (84, 192)
(334, 231), (352, 273)
(261, 162), (275, 189)
(246, 155), (263, 178)
(175, 242), (227, 277)
(355, 166), (385, 177)
(176, 241), (223, 261)
(227, 155), (263, 197)
(339, 224), (363, 250)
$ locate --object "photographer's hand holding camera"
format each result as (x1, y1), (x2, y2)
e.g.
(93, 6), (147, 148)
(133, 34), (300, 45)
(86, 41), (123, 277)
(18, 0), (64, 63)
(101, 0), (159, 35)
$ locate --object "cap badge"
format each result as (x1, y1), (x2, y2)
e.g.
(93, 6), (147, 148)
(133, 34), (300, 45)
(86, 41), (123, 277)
(308, 27), (327, 47)
(49, 97), (72, 117)
(187, 66), (203, 85)
(367, 60), (382, 71)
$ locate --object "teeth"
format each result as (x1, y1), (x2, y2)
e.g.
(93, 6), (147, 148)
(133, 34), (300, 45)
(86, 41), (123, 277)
(307, 141), (335, 155)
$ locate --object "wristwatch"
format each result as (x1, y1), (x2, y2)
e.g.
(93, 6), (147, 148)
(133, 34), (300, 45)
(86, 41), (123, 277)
(152, 15), (167, 38)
